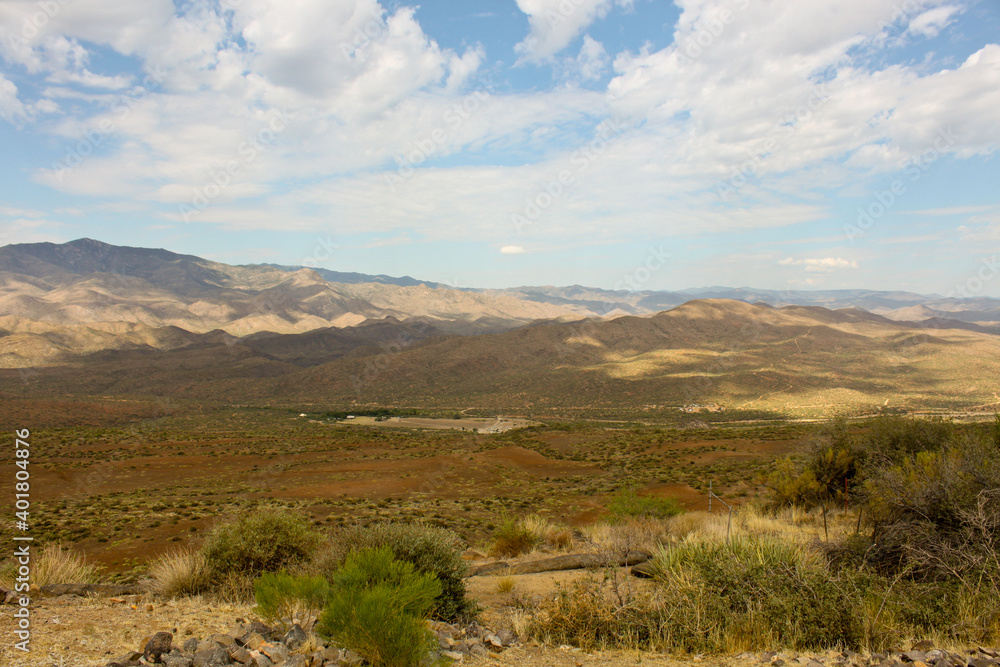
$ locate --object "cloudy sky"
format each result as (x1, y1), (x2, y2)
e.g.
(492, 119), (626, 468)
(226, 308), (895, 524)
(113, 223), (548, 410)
(0, 0), (998, 295)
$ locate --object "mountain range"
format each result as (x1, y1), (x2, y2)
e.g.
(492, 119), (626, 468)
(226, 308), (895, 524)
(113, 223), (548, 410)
(2, 239), (999, 417)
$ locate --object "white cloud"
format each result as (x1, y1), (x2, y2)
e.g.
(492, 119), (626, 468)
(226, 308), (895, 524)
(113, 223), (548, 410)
(779, 257), (859, 272)
(514, 0), (631, 63)
(0, 74), (28, 123)
(573, 35), (609, 81)
(500, 245), (527, 254)
(907, 5), (961, 38)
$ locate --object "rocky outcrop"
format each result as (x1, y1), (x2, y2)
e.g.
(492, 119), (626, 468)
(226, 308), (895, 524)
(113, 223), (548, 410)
(467, 551), (650, 576)
(103, 617), (519, 667)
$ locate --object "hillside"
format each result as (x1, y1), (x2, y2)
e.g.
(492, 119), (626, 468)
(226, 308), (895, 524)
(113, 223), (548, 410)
(0, 239), (583, 366)
(4, 298), (999, 418)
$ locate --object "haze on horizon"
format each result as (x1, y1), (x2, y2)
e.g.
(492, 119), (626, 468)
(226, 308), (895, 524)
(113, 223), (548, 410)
(0, 0), (998, 296)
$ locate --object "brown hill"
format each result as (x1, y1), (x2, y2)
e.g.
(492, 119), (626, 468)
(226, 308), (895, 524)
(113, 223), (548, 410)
(0, 239), (583, 366)
(4, 299), (998, 418)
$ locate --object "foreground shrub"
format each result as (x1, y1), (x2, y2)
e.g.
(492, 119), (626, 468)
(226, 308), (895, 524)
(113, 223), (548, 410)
(202, 508), (321, 578)
(488, 515), (541, 559)
(146, 548), (210, 597)
(200, 507), (321, 600)
(533, 536), (865, 653)
(606, 486), (683, 521)
(318, 521), (474, 622)
(316, 546), (440, 667)
(654, 536), (863, 652)
(859, 431), (1000, 586)
(254, 571), (330, 631)
(1, 544), (101, 587)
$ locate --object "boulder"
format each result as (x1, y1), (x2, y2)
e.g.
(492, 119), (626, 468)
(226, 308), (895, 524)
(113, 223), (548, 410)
(144, 632), (174, 663)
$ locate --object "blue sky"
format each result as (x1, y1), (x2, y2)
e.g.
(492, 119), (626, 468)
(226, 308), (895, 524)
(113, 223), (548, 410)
(0, 0), (998, 295)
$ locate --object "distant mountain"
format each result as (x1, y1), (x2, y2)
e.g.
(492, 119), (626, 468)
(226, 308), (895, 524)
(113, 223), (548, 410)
(0, 239), (582, 366)
(2, 239), (999, 370)
(6, 299), (999, 418)
(256, 264), (449, 289)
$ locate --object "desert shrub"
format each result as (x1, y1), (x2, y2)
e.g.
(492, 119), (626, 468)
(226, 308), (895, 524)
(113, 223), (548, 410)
(146, 548), (210, 597)
(857, 432), (1000, 585)
(488, 515), (541, 559)
(201, 508), (321, 584)
(534, 535), (865, 653)
(317, 521), (474, 622)
(316, 546), (440, 667)
(654, 536), (864, 652)
(254, 571), (330, 631)
(764, 457), (823, 508)
(533, 576), (668, 651)
(20, 544), (100, 586)
(606, 486), (683, 521)
(520, 514), (574, 551)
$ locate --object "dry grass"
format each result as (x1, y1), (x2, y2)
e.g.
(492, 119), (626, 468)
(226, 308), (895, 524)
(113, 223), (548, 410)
(3, 544), (102, 587)
(144, 548), (210, 598)
(495, 575), (516, 594)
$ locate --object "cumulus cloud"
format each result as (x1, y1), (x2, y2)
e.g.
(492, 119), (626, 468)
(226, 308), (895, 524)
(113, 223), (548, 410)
(500, 245), (527, 254)
(780, 257), (859, 272)
(514, 0), (631, 63)
(907, 5), (961, 38)
(0, 74), (28, 123)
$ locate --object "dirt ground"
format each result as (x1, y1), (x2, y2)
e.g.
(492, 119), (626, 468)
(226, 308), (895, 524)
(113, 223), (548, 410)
(0, 585), (731, 667)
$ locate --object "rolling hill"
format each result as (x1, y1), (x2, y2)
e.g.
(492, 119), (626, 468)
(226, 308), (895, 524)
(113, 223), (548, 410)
(4, 298), (998, 418)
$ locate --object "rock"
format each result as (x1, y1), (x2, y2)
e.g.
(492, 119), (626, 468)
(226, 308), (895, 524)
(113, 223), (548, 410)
(762, 653), (778, 663)
(164, 658), (194, 667)
(980, 650), (1000, 660)
(485, 634), (504, 649)
(228, 644), (253, 664)
(107, 651), (143, 667)
(145, 632), (175, 663)
(913, 642), (935, 652)
(258, 641), (290, 664)
(183, 638), (200, 654)
(241, 633), (266, 651)
(193, 646), (232, 667)
(441, 650), (464, 661)
(630, 560), (658, 578)
(249, 652), (273, 667)
(469, 644), (489, 659)
(282, 624), (308, 650)
(496, 629), (516, 646)
(282, 656), (308, 667)
(970, 660), (998, 667)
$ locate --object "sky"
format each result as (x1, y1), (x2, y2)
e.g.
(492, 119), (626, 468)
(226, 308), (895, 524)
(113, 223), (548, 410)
(0, 0), (998, 296)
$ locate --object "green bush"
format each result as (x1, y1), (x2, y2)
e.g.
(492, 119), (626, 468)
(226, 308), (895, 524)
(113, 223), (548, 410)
(606, 486), (683, 520)
(318, 521), (475, 622)
(316, 546), (440, 667)
(254, 571), (330, 630)
(488, 515), (540, 559)
(202, 507), (322, 580)
(654, 536), (864, 652)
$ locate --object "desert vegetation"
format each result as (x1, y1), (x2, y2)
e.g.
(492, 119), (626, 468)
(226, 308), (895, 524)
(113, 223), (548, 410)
(528, 416), (1000, 653)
